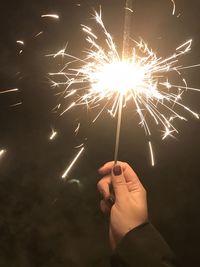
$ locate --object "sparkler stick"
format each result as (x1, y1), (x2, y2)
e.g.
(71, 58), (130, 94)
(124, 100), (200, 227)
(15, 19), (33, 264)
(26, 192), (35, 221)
(114, 95), (123, 164)
(114, 0), (133, 164)
(122, 0), (133, 59)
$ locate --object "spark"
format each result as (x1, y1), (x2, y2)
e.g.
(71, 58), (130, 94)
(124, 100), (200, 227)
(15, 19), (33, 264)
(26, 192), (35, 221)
(41, 14), (59, 19)
(67, 179), (82, 186)
(62, 147), (85, 179)
(48, 44), (68, 58)
(125, 7), (133, 13)
(35, 31), (43, 37)
(60, 102), (75, 116)
(171, 0), (176, 15)
(0, 149), (6, 158)
(75, 143), (84, 149)
(0, 88), (19, 94)
(148, 142), (155, 166)
(176, 39), (192, 52)
(49, 10), (200, 163)
(10, 102), (22, 107)
(49, 129), (57, 140)
(16, 40), (24, 45)
(75, 123), (81, 136)
(162, 128), (175, 140)
(48, 72), (66, 76)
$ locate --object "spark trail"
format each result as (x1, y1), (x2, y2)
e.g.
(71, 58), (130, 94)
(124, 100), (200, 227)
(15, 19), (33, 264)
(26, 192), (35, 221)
(41, 14), (59, 19)
(0, 88), (19, 94)
(49, 129), (57, 141)
(114, 0), (133, 164)
(62, 147), (85, 179)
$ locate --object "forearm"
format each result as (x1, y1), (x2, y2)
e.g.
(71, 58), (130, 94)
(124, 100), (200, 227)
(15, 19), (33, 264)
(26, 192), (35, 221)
(111, 222), (178, 267)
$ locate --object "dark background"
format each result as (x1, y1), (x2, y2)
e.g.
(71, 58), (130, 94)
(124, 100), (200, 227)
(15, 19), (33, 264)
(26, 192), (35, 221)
(0, 0), (200, 266)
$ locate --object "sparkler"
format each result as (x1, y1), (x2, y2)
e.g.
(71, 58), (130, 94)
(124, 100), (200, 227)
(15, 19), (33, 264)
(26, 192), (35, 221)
(114, 0), (133, 164)
(49, 2), (200, 166)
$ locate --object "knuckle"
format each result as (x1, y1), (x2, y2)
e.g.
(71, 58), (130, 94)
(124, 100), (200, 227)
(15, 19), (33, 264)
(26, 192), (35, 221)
(114, 178), (124, 186)
(127, 181), (135, 191)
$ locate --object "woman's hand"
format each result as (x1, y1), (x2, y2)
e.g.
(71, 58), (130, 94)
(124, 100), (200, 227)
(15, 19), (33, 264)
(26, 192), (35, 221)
(97, 161), (148, 249)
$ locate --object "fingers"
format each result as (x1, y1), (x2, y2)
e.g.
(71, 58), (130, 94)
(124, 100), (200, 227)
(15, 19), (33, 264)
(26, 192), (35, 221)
(99, 161), (115, 175)
(97, 175), (111, 200)
(98, 161), (145, 206)
(100, 199), (111, 214)
(111, 165), (128, 202)
(98, 165), (129, 203)
(99, 161), (140, 183)
(122, 164), (144, 192)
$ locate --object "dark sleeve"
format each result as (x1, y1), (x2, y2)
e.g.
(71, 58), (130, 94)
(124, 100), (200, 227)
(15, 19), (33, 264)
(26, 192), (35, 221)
(111, 222), (178, 267)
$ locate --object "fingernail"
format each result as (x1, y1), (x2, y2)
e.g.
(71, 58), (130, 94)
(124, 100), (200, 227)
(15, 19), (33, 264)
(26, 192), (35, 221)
(113, 165), (122, 176)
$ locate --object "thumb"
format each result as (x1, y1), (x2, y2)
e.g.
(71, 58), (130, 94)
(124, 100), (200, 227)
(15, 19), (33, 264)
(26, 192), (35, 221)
(112, 165), (129, 202)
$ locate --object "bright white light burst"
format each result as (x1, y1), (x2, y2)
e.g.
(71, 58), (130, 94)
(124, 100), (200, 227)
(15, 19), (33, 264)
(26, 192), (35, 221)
(48, 10), (200, 143)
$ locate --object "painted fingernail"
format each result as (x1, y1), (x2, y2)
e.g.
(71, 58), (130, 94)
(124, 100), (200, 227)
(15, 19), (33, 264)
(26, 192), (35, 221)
(113, 165), (122, 176)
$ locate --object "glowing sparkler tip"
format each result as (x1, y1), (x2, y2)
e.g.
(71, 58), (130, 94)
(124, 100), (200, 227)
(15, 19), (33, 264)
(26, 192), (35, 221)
(51, 7), (200, 166)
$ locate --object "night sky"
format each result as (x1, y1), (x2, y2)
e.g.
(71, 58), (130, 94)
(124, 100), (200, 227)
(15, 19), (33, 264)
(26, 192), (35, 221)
(0, 0), (200, 266)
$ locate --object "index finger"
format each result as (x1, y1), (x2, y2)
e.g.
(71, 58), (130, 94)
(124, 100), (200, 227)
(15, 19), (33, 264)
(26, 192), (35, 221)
(99, 161), (121, 175)
(99, 161), (140, 184)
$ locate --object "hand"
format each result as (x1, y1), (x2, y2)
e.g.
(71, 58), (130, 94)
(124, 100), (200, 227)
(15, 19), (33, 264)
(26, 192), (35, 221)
(97, 161), (148, 250)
